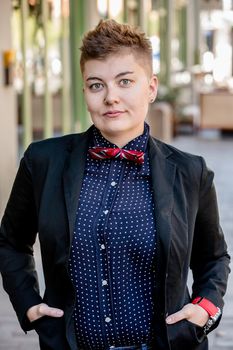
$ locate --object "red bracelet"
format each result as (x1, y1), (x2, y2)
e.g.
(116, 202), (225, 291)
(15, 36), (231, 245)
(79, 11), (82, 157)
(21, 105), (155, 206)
(192, 297), (219, 317)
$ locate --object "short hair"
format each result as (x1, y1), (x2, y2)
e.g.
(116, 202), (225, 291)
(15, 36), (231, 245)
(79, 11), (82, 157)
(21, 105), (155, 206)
(80, 19), (153, 75)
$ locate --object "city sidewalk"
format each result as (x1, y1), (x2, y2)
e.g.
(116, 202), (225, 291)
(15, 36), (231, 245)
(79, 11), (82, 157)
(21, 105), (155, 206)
(0, 133), (232, 349)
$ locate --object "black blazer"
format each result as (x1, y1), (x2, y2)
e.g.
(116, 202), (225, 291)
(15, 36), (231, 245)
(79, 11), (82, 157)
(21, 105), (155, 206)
(0, 126), (230, 350)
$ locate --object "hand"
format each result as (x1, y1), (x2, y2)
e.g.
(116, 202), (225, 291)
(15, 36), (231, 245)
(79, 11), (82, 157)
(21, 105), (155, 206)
(166, 303), (209, 327)
(26, 303), (64, 322)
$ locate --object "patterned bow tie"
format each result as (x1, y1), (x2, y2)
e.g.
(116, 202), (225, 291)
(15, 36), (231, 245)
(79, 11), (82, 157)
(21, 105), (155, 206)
(88, 147), (144, 165)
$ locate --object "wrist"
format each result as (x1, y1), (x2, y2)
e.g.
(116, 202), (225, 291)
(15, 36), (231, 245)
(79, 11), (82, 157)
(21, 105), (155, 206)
(192, 297), (221, 333)
(192, 297), (219, 316)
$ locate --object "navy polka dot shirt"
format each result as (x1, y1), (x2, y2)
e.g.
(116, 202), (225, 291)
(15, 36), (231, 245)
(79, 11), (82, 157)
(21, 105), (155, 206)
(68, 123), (157, 349)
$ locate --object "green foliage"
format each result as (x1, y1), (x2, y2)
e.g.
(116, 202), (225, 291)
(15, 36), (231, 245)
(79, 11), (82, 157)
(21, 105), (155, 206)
(156, 84), (178, 104)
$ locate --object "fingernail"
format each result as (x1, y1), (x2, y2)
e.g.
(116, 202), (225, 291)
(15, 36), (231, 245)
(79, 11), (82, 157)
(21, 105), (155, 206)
(56, 310), (63, 316)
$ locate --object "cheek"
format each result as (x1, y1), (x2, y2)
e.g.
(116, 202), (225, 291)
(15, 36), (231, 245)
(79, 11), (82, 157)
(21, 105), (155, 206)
(131, 90), (150, 117)
(127, 89), (149, 110)
(84, 95), (98, 113)
(129, 84), (150, 102)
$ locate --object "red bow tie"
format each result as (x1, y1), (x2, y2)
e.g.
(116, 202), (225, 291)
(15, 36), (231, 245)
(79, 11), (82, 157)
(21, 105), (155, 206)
(88, 147), (144, 165)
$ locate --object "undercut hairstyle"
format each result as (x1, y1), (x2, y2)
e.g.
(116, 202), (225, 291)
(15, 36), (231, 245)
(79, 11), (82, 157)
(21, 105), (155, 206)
(80, 19), (153, 76)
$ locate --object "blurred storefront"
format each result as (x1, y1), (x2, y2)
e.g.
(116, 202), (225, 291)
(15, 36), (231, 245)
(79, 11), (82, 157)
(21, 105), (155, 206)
(198, 0), (233, 131)
(1, 0), (233, 215)
(10, 0), (233, 144)
(0, 1), (18, 217)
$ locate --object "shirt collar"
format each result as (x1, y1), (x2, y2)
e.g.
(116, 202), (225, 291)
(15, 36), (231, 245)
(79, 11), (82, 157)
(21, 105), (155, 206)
(92, 122), (150, 153)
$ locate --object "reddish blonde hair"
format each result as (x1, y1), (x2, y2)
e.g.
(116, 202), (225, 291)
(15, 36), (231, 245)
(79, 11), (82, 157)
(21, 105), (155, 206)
(80, 19), (153, 75)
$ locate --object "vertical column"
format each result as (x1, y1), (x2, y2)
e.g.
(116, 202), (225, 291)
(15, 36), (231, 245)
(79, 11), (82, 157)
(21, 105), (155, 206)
(85, 0), (99, 29)
(21, 0), (32, 148)
(179, 4), (187, 68)
(123, 0), (128, 22)
(42, 0), (53, 138)
(186, 0), (196, 105)
(69, 0), (88, 132)
(186, 0), (195, 69)
(61, 0), (71, 134)
(159, 0), (173, 87)
(231, 27), (233, 76)
(0, 0), (17, 216)
(194, 0), (201, 65)
(138, 0), (147, 31)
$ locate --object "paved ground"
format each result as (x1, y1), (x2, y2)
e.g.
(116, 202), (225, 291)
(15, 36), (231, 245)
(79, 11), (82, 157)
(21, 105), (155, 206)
(0, 131), (232, 349)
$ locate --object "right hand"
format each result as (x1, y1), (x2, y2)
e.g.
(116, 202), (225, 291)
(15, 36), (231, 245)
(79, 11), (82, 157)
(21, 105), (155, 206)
(26, 303), (64, 322)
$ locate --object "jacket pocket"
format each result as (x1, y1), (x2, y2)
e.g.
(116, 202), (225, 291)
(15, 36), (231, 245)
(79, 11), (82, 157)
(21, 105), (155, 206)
(33, 316), (70, 350)
(167, 319), (207, 350)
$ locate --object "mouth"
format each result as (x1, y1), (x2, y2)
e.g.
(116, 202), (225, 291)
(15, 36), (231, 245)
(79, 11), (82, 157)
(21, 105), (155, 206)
(103, 110), (125, 118)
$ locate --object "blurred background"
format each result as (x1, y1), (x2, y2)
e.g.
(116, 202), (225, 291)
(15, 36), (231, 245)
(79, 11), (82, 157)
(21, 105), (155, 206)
(0, 0), (232, 349)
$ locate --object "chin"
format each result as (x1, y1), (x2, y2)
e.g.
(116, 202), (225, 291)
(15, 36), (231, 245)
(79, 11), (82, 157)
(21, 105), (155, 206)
(98, 120), (127, 131)
(105, 124), (129, 134)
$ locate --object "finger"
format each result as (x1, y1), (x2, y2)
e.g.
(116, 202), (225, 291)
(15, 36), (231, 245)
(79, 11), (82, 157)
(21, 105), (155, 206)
(166, 307), (188, 324)
(38, 303), (64, 318)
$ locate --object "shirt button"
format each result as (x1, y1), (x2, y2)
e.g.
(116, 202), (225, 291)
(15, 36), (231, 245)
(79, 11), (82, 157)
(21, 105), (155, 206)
(111, 181), (117, 187)
(100, 244), (106, 250)
(103, 210), (109, 215)
(102, 280), (108, 286)
(105, 317), (111, 323)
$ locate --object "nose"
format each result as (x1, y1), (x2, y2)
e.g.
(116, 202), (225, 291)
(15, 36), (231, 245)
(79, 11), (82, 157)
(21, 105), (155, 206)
(104, 87), (120, 105)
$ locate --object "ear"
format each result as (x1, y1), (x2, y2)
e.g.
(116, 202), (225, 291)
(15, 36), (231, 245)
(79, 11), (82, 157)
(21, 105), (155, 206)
(149, 74), (158, 102)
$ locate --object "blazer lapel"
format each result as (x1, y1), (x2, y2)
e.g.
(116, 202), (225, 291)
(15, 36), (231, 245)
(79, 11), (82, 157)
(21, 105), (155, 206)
(63, 127), (93, 245)
(148, 136), (176, 269)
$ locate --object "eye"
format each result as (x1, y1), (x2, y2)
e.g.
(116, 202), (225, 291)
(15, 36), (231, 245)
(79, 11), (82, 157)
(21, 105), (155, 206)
(89, 83), (104, 91)
(119, 79), (132, 86)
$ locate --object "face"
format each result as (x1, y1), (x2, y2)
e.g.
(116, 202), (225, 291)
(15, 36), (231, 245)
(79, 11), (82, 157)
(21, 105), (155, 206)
(83, 52), (158, 147)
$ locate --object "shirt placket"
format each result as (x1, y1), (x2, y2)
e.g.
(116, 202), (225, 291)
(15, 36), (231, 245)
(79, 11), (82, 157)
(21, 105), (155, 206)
(95, 159), (124, 347)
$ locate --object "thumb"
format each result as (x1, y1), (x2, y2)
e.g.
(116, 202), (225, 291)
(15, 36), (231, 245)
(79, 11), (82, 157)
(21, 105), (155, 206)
(38, 303), (64, 318)
(166, 304), (195, 325)
(166, 309), (186, 325)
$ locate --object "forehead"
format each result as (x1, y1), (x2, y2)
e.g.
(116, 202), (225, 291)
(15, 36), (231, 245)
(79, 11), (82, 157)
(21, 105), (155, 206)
(83, 51), (150, 79)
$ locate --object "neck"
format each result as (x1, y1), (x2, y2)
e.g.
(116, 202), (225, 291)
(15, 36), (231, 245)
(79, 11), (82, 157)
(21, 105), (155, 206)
(100, 131), (143, 148)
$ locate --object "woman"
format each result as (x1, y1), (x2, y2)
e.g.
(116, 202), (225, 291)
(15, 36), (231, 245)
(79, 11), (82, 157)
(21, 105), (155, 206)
(0, 19), (230, 350)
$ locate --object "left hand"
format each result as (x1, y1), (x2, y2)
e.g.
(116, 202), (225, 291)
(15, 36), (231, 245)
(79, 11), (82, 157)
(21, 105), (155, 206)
(166, 303), (209, 327)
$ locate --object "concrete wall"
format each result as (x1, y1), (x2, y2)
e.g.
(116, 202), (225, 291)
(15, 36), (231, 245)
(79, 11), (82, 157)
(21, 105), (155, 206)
(0, 0), (17, 217)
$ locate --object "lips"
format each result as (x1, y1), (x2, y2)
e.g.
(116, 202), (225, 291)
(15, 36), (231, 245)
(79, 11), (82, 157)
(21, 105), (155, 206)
(103, 110), (124, 118)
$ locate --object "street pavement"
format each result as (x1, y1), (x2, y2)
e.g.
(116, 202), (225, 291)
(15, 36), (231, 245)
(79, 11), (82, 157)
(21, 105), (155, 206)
(0, 131), (232, 349)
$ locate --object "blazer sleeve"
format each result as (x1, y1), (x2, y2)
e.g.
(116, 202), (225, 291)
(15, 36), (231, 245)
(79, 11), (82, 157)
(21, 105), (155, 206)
(0, 146), (42, 331)
(190, 157), (230, 312)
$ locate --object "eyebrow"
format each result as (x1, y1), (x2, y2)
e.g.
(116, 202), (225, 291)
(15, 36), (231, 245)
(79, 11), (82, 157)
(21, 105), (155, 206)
(86, 71), (134, 82)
